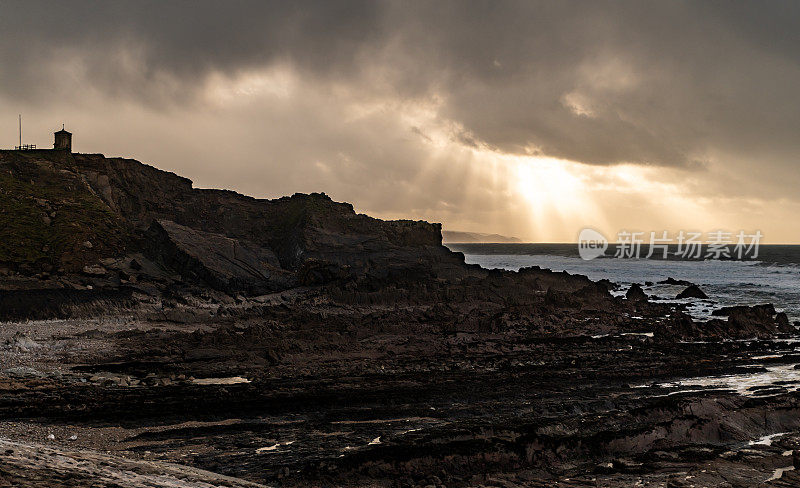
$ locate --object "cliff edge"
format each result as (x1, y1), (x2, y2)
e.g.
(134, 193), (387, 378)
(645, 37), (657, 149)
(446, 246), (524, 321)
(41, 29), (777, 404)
(0, 150), (468, 295)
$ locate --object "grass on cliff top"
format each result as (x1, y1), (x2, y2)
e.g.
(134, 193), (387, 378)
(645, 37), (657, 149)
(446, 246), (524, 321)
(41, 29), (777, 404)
(0, 164), (129, 271)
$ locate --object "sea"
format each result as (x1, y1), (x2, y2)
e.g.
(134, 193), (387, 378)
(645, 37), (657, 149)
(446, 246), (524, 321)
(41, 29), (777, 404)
(446, 244), (800, 323)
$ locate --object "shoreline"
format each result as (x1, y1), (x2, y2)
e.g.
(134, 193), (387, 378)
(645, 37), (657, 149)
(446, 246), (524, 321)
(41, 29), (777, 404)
(2, 150), (800, 486)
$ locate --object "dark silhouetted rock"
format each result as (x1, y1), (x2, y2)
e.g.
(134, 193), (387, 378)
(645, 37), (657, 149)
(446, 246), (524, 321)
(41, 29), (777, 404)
(715, 304), (795, 335)
(676, 284), (708, 299)
(596, 279), (619, 291)
(712, 303), (774, 318)
(660, 303), (794, 339)
(776, 312), (792, 330)
(658, 277), (694, 286)
(626, 283), (648, 302)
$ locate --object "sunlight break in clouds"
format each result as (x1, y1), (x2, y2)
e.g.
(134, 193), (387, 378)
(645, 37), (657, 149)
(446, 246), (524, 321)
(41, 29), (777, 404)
(2, 64), (797, 243)
(3, 0), (800, 243)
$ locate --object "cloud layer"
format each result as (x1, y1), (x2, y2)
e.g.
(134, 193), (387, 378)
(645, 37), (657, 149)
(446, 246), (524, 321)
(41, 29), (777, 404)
(2, 1), (799, 241)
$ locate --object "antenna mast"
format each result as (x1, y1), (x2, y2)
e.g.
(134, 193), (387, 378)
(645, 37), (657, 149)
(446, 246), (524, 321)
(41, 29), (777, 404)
(18, 114), (21, 147)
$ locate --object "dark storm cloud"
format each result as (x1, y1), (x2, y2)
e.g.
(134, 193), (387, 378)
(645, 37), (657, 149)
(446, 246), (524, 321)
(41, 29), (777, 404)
(0, 0), (386, 103)
(2, 0), (800, 171)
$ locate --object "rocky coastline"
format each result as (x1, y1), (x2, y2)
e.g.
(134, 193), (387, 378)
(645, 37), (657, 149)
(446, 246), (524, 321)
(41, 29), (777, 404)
(2, 149), (800, 487)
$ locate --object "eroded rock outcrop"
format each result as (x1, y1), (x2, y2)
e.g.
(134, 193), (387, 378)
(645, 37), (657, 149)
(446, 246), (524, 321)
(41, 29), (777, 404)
(70, 153), (458, 278)
(657, 304), (795, 339)
(146, 220), (294, 294)
(712, 304), (795, 335)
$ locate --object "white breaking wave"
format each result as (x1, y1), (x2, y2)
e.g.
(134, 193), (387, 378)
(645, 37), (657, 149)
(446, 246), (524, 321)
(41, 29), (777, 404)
(462, 253), (800, 322)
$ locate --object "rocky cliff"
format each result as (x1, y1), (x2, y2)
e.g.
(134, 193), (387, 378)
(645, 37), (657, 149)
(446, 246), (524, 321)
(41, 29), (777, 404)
(0, 150), (467, 296)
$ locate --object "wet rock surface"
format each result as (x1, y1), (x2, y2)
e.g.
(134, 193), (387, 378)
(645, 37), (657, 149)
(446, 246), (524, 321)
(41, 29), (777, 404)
(2, 310), (800, 487)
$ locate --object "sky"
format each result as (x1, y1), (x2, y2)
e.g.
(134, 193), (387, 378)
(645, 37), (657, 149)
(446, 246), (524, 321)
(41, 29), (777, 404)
(1, 0), (799, 243)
